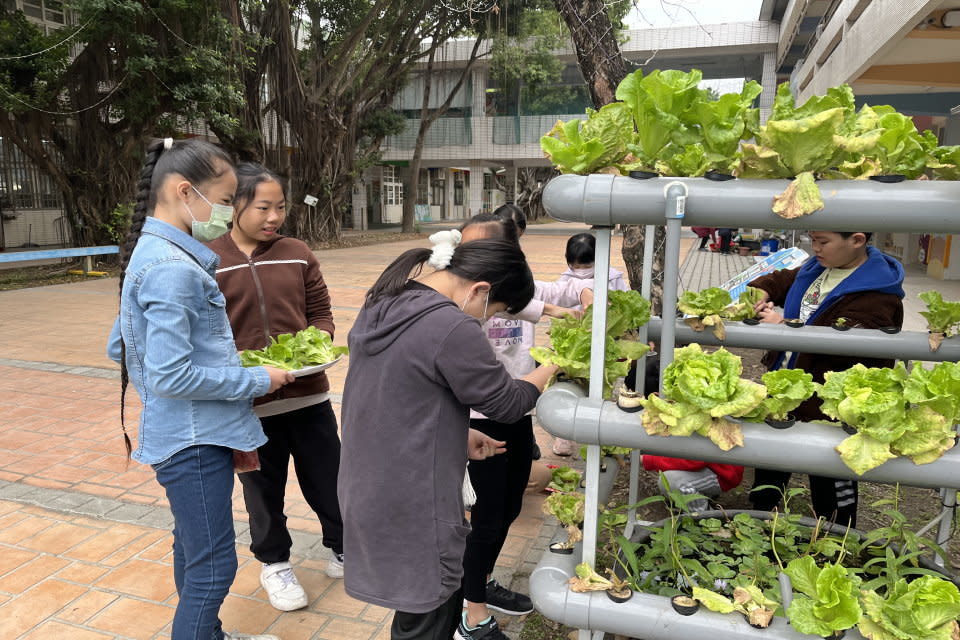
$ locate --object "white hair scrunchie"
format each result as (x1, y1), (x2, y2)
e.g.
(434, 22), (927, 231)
(427, 229), (461, 270)
(163, 137), (173, 150)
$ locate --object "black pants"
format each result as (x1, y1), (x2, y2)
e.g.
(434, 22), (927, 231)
(750, 468), (858, 527)
(391, 588), (463, 640)
(462, 416), (533, 603)
(698, 235), (710, 249)
(718, 229), (733, 253)
(239, 400), (344, 562)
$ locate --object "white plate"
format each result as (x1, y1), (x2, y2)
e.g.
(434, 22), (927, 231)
(290, 356), (343, 378)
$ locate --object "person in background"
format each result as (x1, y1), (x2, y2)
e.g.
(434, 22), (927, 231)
(108, 138), (290, 640)
(551, 232), (629, 456)
(338, 235), (559, 640)
(207, 163), (345, 613)
(692, 226), (717, 251)
(748, 231), (904, 526)
(717, 228), (735, 255)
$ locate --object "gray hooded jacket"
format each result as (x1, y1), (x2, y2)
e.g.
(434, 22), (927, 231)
(338, 282), (539, 613)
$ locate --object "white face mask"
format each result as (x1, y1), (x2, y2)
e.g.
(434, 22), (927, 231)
(460, 289), (490, 321)
(569, 267), (594, 279)
(185, 186), (234, 242)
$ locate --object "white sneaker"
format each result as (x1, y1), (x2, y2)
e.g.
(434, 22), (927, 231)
(325, 552), (344, 579)
(260, 562), (308, 611)
(223, 632), (281, 640)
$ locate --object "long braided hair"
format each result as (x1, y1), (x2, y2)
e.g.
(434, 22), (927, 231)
(117, 138), (234, 457)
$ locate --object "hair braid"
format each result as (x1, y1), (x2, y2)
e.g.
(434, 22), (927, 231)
(117, 139), (165, 460)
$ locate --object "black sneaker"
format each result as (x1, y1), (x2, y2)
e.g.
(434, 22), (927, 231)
(454, 614), (509, 640)
(485, 579), (533, 615)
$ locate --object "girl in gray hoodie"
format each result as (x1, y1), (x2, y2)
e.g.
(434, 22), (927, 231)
(338, 235), (558, 640)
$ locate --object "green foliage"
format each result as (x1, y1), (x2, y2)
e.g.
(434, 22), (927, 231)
(722, 287), (766, 322)
(640, 345), (766, 451)
(101, 203), (133, 244)
(677, 287), (732, 317)
(239, 326), (348, 370)
(530, 290), (650, 397)
(542, 491), (585, 527)
(919, 291), (960, 336)
(547, 466), (581, 493)
(785, 556), (862, 636)
(859, 576), (960, 640)
(817, 363), (958, 475)
(744, 369), (816, 422)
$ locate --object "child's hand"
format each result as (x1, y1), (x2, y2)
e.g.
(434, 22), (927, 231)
(757, 305), (784, 325)
(580, 288), (594, 308)
(544, 304), (582, 320)
(467, 428), (506, 460)
(752, 292), (772, 313)
(264, 366), (295, 393)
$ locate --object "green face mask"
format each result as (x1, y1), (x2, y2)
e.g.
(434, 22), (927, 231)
(186, 186), (234, 242)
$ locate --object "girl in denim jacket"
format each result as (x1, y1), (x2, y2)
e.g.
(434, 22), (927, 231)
(108, 138), (292, 640)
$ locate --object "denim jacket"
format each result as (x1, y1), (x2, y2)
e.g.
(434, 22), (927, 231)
(108, 217), (270, 464)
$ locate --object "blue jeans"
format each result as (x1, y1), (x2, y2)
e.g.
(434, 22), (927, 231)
(153, 445), (237, 640)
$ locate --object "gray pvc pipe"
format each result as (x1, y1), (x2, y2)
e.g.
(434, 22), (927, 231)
(536, 383), (960, 490)
(530, 547), (867, 640)
(645, 317), (960, 362)
(543, 174), (960, 232)
(659, 183), (687, 375)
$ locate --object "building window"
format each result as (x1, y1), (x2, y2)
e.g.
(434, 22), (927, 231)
(383, 166), (403, 206)
(0, 136), (63, 211)
(453, 173), (464, 206)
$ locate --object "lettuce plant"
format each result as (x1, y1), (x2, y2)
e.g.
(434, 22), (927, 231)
(835, 105), (937, 179)
(547, 466), (582, 493)
(858, 575), (960, 640)
(678, 286), (732, 339)
(540, 102), (633, 175)
(736, 83), (856, 219)
(616, 68), (705, 172)
(640, 345), (766, 451)
(784, 555), (862, 637)
(919, 291), (960, 351)
(928, 145), (960, 180)
(744, 369), (816, 422)
(722, 287), (766, 322)
(239, 326), (348, 370)
(531, 290), (651, 397)
(694, 585), (779, 628)
(818, 363), (957, 474)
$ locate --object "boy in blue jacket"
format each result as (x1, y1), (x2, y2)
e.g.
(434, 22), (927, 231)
(748, 231), (904, 526)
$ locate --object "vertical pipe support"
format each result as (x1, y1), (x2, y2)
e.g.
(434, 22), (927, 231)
(659, 182), (688, 376)
(581, 227), (612, 569)
(627, 224), (658, 537)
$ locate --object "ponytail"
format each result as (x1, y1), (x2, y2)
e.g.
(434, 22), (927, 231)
(118, 139), (164, 459)
(117, 137), (235, 459)
(365, 247), (434, 305)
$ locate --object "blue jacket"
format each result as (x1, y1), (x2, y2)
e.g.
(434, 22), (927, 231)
(108, 217), (270, 464)
(750, 246), (904, 420)
(781, 246), (904, 325)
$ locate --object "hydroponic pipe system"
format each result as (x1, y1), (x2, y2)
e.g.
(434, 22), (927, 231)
(533, 175), (960, 640)
(644, 317), (960, 363)
(544, 173), (960, 231)
(538, 381), (960, 491)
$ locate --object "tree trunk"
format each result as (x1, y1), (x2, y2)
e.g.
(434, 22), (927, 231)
(553, 0), (666, 310)
(401, 35), (484, 233)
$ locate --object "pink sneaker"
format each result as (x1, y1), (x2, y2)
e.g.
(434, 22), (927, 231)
(551, 438), (574, 456)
